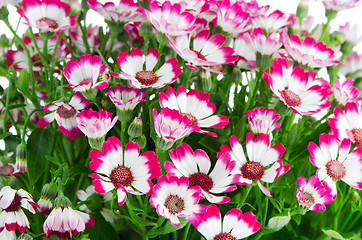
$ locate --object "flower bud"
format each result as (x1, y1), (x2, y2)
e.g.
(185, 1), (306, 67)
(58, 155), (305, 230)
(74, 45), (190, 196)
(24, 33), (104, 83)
(18, 233), (33, 240)
(133, 135), (147, 149)
(256, 53), (273, 70)
(349, 191), (360, 202)
(37, 182), (58, 215)
(198, 68), (212, 92)
(15, 143), (27, 173)
(296, 0), (309, 20)
(128, 117), (143, 138)
(0, 6), (9, 21)
(139, 22), (154, 39)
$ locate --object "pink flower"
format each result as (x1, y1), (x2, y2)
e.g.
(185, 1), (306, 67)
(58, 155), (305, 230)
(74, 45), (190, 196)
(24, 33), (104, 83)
(159, 86), (229, 137)
(0, 186), (38, 233)
(282, 32), (340, 68)
(219, 133), (289, 197)
(308, 133), (362, 197)
(64, 54), (108, 93)
(69, 24), (101, 54)
(188, 204), (261, 240)
(165, 143), (238, 204)
(333, 77), (362, 106)
(168, 30), (238, 73)
(296, 175), (334, 211)
(89, 136), (161, 206)
(246, 107), (281, 136)
(338, 22), (362, 45)
(263, 58), (332, 116)
(339, 51), (362, 78)
(252, 10), (295, 32)
(150, 175), (206, 226)
(17, 0), (76, 32)
(38, 92), (91, 140)
(107, 86), (147, 112)
(140, 1), (196, 36)
(316, 0), (361, 11)
(111, 48), (181, 89)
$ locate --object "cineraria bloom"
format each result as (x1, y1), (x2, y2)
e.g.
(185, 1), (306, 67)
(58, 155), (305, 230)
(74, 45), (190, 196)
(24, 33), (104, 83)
(168, 30), (238, 74)
(188, 204), (261, 240)
(0, 186), (38, 233)
(107, 86), (147, 112)
(76, 108), (118, 140)
(338, 22), (362, 46)
(219, 133), (289, 197)
(239, 0), (269, 18)
(140, 1), (196, 36)
(165, 143), (238, 204)
(38, 92), (91, 140)
(339, 51), (362, 79)
(17, 0), (76, 32)
(315, 0), (360, 11)
(87, 0), (146, 22)
(63, 54), (108, 94)
(282, 32), (340, 68)
(150, 175), (206, 226)
(89, 136), (161, 206)
(296, 175), (334, 211)
(329, 102), (362, 148)
(43, 196), (95, 239)
(251, 10), (295, 33)
(159, 86), (229, 137)
(333, 77), (362, 106)
(233, 28), (282, 70)
(155, 0), (206, 15)
(69, 24), (101, 54)
(246, 106), (281, 136)
(152, 108), (200, 149)
(212, 0), (250, 36)
(111, 48), (181, 89)
(308, 133), (362, 197)
(263, 58), (332, 116)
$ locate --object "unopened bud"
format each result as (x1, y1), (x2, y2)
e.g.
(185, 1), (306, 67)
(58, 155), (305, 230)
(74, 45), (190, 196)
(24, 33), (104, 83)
(18, 233), (33, 240)
(139, 22), (153, 39)
(128, 117), (143, 138)
(349, 191), (360, 202)
(296, 0), (309, 20)
(133, 135), (147, 149)
(15, 143), (27, 173)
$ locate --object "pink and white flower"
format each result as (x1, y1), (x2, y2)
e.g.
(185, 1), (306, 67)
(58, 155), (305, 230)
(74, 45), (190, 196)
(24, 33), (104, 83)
(38, 92), (91, 140)
(111, 48), (181, 89)
(17, 0), (76, 32)
(154, 0), (207, 15)
(246, 107), (281, 136)
(308, 133), (362, 197)
(165, 143), (238, 204)
(329, 102), (362, 148)
(316, 0), (361, 11)
(333, 77), (362, 106)
(188, 204), (261, 240)
(0, 186), (38, 233)
(338, 22), (362, 46)
(282, 32), (340, 68)
(159, 86), (229, 137)
(89, 136), (161, 206)
(107, 86), (147, 112)
(0, 0), (21, 7)
(150, 175), (206, 226)
(64, 54), (108, 94)
(219, 133), (289, 197)
(296, 175), (334, 211)
(339, 51), (362, 79)
(140, 1), (196, 36)
(263, 58), (332, 116)
(251, 10), (295, 32)
(168, 30), (238, 74)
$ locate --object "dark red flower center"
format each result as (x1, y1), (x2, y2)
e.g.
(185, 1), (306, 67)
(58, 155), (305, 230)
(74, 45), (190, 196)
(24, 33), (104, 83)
(181, 113), (198, 126)
(4, 193), (22, 212)
(39, 17), (59, 29)
(351, 128), (362, 148)
(326, 160), (346, 181)
(135, 70), (158, 86)
(164, 195), (185, 215)
(56, 104), (76, 119)
(213, 232), (237, 240)
(188, 172), (214, 192)
(302, 192), (314, 204)
(109, 165), (134, 188)
(241, 161), (265, 181)
(191, 50), (207, 61)
(281, 88), (301, 107)
(31, 53), (43, 67)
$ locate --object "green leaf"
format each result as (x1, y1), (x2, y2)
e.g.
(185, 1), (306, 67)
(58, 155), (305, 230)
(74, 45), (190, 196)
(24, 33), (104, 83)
(267, 212), (291, 231)
(3, 134), (19, 152)
(17, 69), (30, 95)
(148, 218), (188, 238)
(27, 128), (53, 185)
(0, 132), (12, 140)
(126, 202), (157, 227)
(322, 229), (355, 240)
(85, 212), (118, 240)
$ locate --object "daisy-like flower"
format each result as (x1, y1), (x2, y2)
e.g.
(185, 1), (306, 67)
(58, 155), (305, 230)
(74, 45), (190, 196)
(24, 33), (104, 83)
(107, 86), (147, 122)
(89, 136), (161, 206)
(17, 0), (76, 32)
(339, 51), (362, 79)
(0, 186), (38, 233)
(296, 175), (334, 211)
(246, 106), (281, 136)
(87, 0), (146, 22)
(239, 0), (270, 18)
(63, 54), (108, 98)
(69, 24), (101, 54)
(140, 1), (196, 36)
(42, 196), (95, 239)
(111, 48), (181, 89)
(168, 30), (238, 74)
(219, 133), (289, 197)
(282, 32), (340, 68)
(329, 102), (362, 148)
(152, 108), (200, 150)
(188, 204), (261, 240)
(165, 143), (238, 204)
(308, 133), (362, 197)
(316, 0), (361, 11)
(333, 77), (362, 106)
(251, 10), (295, 33)
(338, 22), (362, 46)
(159, 86), (229, 137)
(0, 0), (21, 7)
(38, 92), (91, 140)
(150, 175), (206, 226)
(233, 28), (282, 70)
(263, 58), (332, 116)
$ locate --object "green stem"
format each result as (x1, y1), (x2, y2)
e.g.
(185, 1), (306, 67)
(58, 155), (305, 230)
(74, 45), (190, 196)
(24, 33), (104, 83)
(182, 222), (191, 240)
(237, 184), (253, 208)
